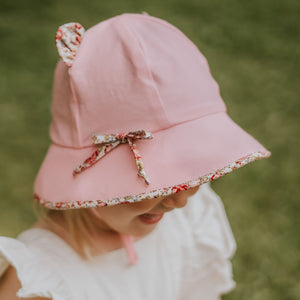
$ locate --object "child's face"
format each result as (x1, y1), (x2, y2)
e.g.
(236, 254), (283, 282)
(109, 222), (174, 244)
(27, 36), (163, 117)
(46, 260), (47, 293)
(95, 186), (200, 238)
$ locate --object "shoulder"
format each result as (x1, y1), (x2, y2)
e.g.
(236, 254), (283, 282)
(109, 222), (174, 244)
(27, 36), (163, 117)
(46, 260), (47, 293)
(0, 229), (77, 299)
(181, 182), (235, 231)
(181, 182), (237, 256)
(0, 266), (49, 300)
(174, 183), (237, 298)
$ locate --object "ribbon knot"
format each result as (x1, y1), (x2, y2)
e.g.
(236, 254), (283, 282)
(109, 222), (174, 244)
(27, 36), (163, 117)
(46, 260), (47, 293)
(73, 130), (153, 185)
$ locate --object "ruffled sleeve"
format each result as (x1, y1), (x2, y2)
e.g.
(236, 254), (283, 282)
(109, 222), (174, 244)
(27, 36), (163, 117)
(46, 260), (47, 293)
(178, 182), (237, 300)
(0, 235), (71, 299)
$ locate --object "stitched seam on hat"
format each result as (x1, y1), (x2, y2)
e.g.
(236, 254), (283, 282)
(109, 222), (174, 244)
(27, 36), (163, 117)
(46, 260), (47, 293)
(132, 14), (221, 88)
(151, 108), (227, 134)
(119, 17), (172, 128)
(67, 73), (82, 147)
(132, 14), (208, 63)
(50, 109), (227, 150)
(133, 14), (228, 114)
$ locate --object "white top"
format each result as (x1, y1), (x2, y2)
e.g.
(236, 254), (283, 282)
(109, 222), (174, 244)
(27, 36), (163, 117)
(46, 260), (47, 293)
(0, 183), (237, 300)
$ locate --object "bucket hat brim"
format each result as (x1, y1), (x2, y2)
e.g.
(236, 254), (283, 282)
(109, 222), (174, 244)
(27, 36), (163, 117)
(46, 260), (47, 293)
(34, 111), (271, 209)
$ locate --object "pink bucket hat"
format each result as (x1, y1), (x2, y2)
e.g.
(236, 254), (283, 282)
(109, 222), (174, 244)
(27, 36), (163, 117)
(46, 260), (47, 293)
(34, 12), (271, 210)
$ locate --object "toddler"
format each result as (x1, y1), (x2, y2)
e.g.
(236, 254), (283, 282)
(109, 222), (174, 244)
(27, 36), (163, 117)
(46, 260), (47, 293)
(0, 12), (271, 300)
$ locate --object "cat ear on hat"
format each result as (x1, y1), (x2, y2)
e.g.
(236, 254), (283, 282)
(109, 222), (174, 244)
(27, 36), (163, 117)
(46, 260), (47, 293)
(55, 22), (85, 67)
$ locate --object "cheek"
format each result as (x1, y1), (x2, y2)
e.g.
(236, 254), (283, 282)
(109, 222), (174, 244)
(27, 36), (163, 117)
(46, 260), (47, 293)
(186, 186), (200, 197)
(101, 199), (159, 224)
(123, 198), (161, 215)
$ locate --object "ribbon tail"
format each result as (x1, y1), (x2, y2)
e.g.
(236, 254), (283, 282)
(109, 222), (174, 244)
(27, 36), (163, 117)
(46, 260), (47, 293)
(128, 139), (150, 185)
(73, 141), (120, 175)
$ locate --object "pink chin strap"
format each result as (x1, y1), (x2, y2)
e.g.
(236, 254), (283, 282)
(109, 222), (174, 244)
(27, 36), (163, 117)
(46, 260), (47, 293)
(119, 234), (138, 265)
(91, 208), (138, 265)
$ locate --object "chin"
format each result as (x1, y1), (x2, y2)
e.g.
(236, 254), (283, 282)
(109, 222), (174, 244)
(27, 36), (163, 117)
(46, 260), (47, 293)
(132, 224), (157, 238)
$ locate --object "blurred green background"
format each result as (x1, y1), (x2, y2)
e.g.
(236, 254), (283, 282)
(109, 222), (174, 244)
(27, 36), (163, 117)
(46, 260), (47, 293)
(0, 0), (299, 299)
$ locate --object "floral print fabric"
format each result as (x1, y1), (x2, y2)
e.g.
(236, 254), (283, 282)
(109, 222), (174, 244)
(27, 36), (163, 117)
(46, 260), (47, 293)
(73, 130), (153, 185)
(35, 151), (271, 210)
(55, 22), (85, 67)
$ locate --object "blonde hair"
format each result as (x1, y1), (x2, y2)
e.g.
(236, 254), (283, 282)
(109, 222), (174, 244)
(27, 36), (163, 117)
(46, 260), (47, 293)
(33, 201), (106, 259)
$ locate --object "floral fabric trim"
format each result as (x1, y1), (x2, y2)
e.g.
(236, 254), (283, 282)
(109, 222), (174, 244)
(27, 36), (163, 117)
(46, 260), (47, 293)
(73, 130), (153, 185)
(34, 150), (271, 210)
(55, 22), (85, 67)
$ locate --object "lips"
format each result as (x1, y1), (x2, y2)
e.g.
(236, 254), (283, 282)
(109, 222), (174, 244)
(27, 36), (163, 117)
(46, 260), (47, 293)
(138, 212), (164, 225)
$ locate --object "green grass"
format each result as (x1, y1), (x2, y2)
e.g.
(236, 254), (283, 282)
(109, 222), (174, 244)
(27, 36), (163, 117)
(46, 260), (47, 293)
(0, 0), (299, 299)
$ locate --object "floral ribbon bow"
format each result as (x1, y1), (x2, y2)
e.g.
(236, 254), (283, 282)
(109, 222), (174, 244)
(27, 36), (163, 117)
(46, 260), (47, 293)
(73, 130), (153, 185)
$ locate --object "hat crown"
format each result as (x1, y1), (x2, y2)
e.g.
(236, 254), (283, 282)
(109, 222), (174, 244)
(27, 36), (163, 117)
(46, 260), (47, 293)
(50, 13), (226, 148)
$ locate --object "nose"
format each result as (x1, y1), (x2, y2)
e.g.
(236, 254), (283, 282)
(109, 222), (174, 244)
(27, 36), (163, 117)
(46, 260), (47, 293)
(161, 193), (188, 209)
